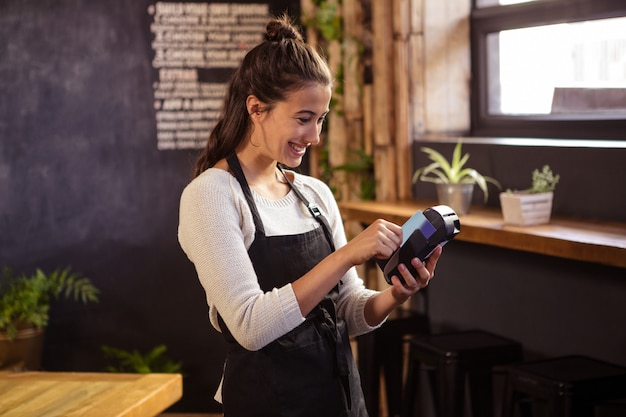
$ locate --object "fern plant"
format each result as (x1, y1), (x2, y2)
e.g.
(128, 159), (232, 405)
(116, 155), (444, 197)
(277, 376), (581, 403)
(101, 344), (182, 374)
(0, 267), (99, 340)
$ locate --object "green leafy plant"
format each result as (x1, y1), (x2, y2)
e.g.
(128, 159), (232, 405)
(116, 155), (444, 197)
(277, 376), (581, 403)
(0, 267), (99, 341)
(529, 165), (560, 193)
(412, 140), (500, 201)
(304, 0), (343, 42)
(505, 165), (560, 194)
(331, 148), (376, 200)
(101, 344), (182, 374)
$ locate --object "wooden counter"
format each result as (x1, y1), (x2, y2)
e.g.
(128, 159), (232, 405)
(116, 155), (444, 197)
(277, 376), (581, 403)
(0, 371), (182, 417)
(338, 200), (626, 269)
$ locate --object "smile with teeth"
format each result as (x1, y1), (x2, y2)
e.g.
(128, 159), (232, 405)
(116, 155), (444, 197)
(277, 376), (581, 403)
(289, 142), (309, 153)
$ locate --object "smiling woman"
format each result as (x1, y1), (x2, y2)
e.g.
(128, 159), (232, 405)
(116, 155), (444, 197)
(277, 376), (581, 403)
(243, 85), (331, 172)
(177, 14), (443, 417)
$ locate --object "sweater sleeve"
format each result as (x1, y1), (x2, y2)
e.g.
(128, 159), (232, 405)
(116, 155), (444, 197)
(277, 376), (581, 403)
(178, 170), (305, 351)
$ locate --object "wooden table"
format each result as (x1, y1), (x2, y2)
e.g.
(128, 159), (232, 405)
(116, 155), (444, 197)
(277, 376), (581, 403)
(338, 199), (626, 269)
(0, 371), (182, 417)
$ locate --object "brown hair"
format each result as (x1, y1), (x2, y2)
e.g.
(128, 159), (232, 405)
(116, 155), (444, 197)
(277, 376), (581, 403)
(192, 14), (333, 178)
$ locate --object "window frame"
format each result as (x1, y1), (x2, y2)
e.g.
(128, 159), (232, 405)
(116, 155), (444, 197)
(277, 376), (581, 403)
(470, 0), (626, 140)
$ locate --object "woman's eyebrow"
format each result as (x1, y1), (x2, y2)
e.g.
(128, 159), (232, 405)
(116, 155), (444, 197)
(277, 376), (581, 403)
(295, 109), (329, 117)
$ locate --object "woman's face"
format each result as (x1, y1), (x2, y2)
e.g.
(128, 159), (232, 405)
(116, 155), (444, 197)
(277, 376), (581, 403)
(252, 83), (331, 168)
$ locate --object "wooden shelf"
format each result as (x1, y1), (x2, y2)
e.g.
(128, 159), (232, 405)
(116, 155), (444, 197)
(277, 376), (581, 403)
(338, 200), (626, 269)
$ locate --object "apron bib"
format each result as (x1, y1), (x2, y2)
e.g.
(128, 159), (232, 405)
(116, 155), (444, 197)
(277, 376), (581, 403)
(218, 155), (368, 417)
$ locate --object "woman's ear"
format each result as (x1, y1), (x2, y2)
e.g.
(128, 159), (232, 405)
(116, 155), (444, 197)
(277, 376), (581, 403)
(246, 95), (263, 117)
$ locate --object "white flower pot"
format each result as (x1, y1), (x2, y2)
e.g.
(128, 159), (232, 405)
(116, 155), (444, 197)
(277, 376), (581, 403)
(499, 191), (553, 226)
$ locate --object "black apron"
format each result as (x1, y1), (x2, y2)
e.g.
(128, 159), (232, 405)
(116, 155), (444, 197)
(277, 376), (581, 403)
(218, 155), (368, 417)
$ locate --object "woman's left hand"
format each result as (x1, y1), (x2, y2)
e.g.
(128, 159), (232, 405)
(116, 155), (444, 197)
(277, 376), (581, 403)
(388, 245), (443, 303)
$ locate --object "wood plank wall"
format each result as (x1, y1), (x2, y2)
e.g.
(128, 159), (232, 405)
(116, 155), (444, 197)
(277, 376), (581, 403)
(301, 0), (471, 203)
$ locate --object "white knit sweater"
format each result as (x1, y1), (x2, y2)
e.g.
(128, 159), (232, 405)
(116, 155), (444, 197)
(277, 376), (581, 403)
(178, 168), (380, 352)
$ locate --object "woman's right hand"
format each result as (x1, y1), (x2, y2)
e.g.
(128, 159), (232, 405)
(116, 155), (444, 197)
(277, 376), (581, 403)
(341, 219), (403, 266)
(293, 219), (402, 317)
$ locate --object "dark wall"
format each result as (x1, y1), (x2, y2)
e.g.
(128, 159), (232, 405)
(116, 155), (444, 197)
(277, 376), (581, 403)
(412, 140), (626, 367)
(0, 0), (296, 412)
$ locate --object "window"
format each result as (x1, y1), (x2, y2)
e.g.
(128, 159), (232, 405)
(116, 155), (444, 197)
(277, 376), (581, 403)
(471, 0), (626, 139)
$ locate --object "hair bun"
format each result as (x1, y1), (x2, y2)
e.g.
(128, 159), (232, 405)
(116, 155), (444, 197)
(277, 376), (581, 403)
(265, 15), (303, 43)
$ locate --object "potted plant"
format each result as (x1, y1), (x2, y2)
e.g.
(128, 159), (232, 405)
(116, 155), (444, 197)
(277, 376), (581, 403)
(412, 140), (500, 214)
(101, 344), (182, 374)
(0, 266), (99, 371)
(499, 165), (560, 226)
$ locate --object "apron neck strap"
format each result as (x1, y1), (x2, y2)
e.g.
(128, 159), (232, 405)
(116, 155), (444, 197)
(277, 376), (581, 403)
(277, 164), (336, 252)
(226, 154), (266, 235)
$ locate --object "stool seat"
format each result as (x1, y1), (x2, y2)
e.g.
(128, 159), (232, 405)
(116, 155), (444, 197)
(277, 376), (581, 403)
(501, 355), (626, 417)
(595, 398), (626, 417)
(403, 329), (523, 417)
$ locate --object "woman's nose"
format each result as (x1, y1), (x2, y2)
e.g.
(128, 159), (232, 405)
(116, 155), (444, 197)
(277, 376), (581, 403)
(307, 124), (322, 146)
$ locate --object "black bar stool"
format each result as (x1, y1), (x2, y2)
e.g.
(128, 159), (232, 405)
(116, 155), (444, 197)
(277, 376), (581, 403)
(594, 398), (626, 417)
(357, 307), (430, 417)
(500, 355), (626, 417)
(402, 329), (523, 417)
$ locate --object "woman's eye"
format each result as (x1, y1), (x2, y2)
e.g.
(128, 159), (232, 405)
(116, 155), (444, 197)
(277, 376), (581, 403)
(296, 115), (326, 125)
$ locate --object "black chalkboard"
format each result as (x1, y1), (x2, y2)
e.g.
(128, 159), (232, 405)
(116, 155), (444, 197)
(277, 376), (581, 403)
(0, 0), (298, 412)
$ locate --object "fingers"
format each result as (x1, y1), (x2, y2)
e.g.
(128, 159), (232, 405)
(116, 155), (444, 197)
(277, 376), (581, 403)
(397, 265), (426, 290)
(393, 245), (444, 290)
(425, 245), (443, 271)
(390, 264), (426, 295)
(403, 257), (431, 285)
(367, 219), (402, 259)
(345, 219), (404, 266)
(411, 245), (443, 283)
(374, 219), (402, 245)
